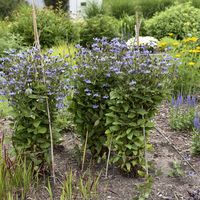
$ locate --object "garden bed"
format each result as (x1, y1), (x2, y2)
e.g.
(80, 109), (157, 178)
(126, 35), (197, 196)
(3, 103), (196, 199)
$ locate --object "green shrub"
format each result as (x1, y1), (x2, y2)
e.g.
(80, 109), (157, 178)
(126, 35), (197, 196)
(11, 5), (78, 48)
(0, 48), (68, 168)
(0, 0), (25, 19)
(145, 3), (200, 39)
(80, 15), (119, 47)
(104, 0), (173, 19)
(0, 21), (24, 56)
(69, 38), (175, 172)
(84, 1), (105, 18)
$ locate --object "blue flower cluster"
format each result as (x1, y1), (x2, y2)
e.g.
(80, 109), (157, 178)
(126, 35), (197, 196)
(72, 37), (176, 110)
(0, 48), (69, 109)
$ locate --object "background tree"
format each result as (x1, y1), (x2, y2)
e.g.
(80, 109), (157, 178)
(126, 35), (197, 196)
(0, 0), (25, 19)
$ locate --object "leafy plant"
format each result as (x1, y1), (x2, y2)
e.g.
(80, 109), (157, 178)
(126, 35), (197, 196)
(0, 48), (69, 168)
(69, 38), (175, 172)
(145, 3), (200, 39)
(0, 132), (35, 200)
(0, 21), (24, 56)
(84, 1), (105, 18)
(192, 113), (200, 155)
(79, 15), (119, 47)
(0, 0), (25, 19)
(59, 170), (100, 200)
(169, 95), (197, 130)
(168, 160), (184, 177)
(11, 5), (78, 48)
(133, 176), (153, 200)
(104, 0), (173, 19)
(161, 35), (200, 96)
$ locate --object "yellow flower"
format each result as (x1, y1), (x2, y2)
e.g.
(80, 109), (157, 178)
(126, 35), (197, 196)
(196, 46), (200, 50)
(158, 42), (167, 47)
(172, 42), (179, 46)
(183, 37), (198, 43)
(188, 62), (196, 66)
(168, 33), (174, 37)
(189, 49), (200, 53)
(175, 54), (181, 58)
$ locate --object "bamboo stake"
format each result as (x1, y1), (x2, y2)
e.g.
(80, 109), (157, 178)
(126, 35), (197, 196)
(32, 0), (56, 185)
(142, 114), (148, 176)
(105, 134), (113, 178)
(81, 130), (88, 171)
(134, 12), (142, 48)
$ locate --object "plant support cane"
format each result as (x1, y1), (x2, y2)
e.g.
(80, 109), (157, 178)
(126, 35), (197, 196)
(32, 0), (56, 185)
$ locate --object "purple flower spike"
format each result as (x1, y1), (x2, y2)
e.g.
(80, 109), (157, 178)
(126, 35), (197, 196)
(171, 96), (175, 107)
(193, 113), (200, 130)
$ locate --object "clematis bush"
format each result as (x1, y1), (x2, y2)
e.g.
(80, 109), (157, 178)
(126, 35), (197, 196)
(69, 38), (176, 172)
(0, 48), (69, 169)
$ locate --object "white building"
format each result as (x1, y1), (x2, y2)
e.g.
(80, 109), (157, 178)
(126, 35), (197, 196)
(69, 0), (103, 17)
(26, 0), (103, 17)
(26, 0), (45, 8)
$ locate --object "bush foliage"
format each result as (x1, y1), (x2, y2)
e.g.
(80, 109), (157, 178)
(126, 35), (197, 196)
(11, 5), (78, 48)
(80, 15), (119, 47)
(145, 3), (200, 39)
(69, 38), (175, 172)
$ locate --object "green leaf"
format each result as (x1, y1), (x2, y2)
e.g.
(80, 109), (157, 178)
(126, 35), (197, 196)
(128, 113), (136, 118)
(127, 132), (134, 140)
(110, 91), (119, 100)
(94, 119), (100, 127)
(122, 104), (129, 113)
(125, 144), (133, 150)
(126, 128), (132, 134)
(131, 160), (137, 167)
(38, 127), (48, 134)
(146, 121), (154, 128)
(112, 156), (120, 163)
(40, 142), (50, 149)
(126, 163), (131, 171)
(105, 112), (116, 118)
(106, 117), (113, 125)
(128, 122), (137, 127)
(33, 120), (41, 128)
(110, 126), (120, 132)
(138, 170), (146, 177)
(112, 121), (121, 125)
(137, 108), (148, 115)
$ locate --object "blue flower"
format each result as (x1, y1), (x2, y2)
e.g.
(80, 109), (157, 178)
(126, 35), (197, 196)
(84, 79), (91, 84)
(92, 104), (99, 109)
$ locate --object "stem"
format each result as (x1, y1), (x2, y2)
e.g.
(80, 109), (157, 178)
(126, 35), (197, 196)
(82, 130), (88, 171)
(142, 114), (148, 176)
(105, 134), (113, 178)
(46, 98), (56, 184)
